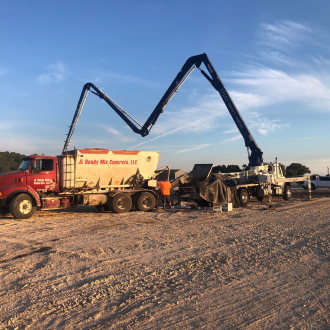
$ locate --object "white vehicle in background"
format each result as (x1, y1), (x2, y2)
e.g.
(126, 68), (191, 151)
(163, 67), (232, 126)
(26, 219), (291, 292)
(303, 175), (330, 190)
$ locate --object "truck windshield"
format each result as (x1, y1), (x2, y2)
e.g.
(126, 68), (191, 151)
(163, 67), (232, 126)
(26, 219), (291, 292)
(19, 159), (33, 171)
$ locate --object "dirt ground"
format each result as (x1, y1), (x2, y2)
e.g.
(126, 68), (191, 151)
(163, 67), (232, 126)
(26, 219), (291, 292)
(1, 188), (330, 330)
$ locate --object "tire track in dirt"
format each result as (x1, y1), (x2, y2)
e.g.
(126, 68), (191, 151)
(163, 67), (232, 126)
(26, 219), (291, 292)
(138, 256), (330, 330)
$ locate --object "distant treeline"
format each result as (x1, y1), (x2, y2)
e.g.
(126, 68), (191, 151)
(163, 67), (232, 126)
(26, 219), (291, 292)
(212, 164), (244, 173)
(0, 152), (25, 173)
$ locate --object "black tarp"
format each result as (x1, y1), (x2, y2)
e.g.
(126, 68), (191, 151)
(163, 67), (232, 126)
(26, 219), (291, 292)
(198, 173), (241, 207)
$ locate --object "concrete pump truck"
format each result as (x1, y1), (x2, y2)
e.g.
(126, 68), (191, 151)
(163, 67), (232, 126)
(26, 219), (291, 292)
(0, 53), (310, 218)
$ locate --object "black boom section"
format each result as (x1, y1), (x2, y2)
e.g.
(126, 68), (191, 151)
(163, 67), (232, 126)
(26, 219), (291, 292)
(141, 55), (203, 135)
(63, 54), (263, 166)
(196, 54), (263, 166)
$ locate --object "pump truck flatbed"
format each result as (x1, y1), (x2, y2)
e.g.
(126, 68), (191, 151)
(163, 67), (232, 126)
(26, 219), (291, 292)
(176, 162), (311, 207)
(0, 53), (310, 218)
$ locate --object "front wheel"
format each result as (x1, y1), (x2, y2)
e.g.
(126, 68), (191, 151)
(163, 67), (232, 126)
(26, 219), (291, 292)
(9, 194), (36, 219)
(111, 193), (132, 213)
(135, 192), (156, 211)
(311, 183), (316, 190)
(239, 189), (249, 206)
(283, 184), (292, 201)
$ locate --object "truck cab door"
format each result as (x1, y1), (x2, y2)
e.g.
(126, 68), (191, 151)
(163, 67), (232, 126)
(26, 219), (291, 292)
(27, 158), (57, 192)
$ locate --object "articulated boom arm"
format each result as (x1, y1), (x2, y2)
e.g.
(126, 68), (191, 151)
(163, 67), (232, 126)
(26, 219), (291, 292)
(63, 53), (263, 166)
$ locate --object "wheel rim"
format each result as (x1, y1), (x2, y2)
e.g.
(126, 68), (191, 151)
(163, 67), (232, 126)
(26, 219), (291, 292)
(142, 197), (152, 208)
(117, 197), (129, 210)
(19, 200), (32, 214)
(287, 188), (291, 197)
(241, 192), (248, 203)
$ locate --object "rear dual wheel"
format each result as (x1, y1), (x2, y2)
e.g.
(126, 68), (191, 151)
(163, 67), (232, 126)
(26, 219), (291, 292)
(110, 193), (132, 214)
(109, 192), (157, 214)
(135, 192), (156, 212)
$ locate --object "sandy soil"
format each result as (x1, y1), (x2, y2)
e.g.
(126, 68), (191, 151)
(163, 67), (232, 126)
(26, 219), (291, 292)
(1, 189), (330, 329)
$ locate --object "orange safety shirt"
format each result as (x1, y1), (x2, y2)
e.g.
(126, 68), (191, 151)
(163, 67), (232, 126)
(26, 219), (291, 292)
(157, 181), (172, 195)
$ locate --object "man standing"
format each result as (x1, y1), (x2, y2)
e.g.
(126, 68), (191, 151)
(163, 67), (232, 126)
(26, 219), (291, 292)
(157, 178), (172, 209)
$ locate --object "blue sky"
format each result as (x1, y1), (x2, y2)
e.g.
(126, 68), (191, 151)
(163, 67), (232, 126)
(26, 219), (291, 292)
(1, 0), (330, 175)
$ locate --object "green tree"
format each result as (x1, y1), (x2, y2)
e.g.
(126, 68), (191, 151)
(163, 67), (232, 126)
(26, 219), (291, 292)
(226, 164), (241, 172)
(0, 151), (25, 173)
(285, 163), (311, 177)
(212, 165), (227, 173)
(212, 164), (242, 173)
(242, 164), (250, 171)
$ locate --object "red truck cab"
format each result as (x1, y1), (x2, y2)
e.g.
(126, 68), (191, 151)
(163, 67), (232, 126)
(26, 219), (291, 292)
(0, 155), (58, 219)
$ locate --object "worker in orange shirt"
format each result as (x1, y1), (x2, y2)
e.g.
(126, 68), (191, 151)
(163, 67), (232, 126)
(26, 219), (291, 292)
(157, 178), (172, 209)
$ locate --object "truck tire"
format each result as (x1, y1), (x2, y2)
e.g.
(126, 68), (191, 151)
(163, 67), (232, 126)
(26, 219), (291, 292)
(283, 184), (292, 201)
(135, 192), (156, 212)
(311, 183), (316, 190)
(111, 193), (132, 214)
(9, 194), (36, 219)
(239, 189), (249, 206)
(0, 206), (11, 217)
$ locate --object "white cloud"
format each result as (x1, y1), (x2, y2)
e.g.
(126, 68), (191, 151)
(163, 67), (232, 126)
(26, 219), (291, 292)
(229, 91), (267, 109)
(259, 20), (312, 50)
(223, 135), (242, 142)
(129, 127), (183, 150)
(223, 127), (240, 134)
(247, 113), (288, 135)
(312, 55), (330, 66)
(175, 143), (211, 154)
(37, 62), (66, 85)
(219, 112), (288, 137)
(103, 125), (136, 143)
(228, 66), (330, 111)
(257, 50), (293, 65)
(151, 93), (227, 135)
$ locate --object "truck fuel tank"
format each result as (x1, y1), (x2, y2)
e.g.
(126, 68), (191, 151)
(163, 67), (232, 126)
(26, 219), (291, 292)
(76, 194), (108, 205)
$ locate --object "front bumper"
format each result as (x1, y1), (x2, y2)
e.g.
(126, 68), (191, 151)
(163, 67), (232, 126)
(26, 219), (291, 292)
(0, 198), (6, 207)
